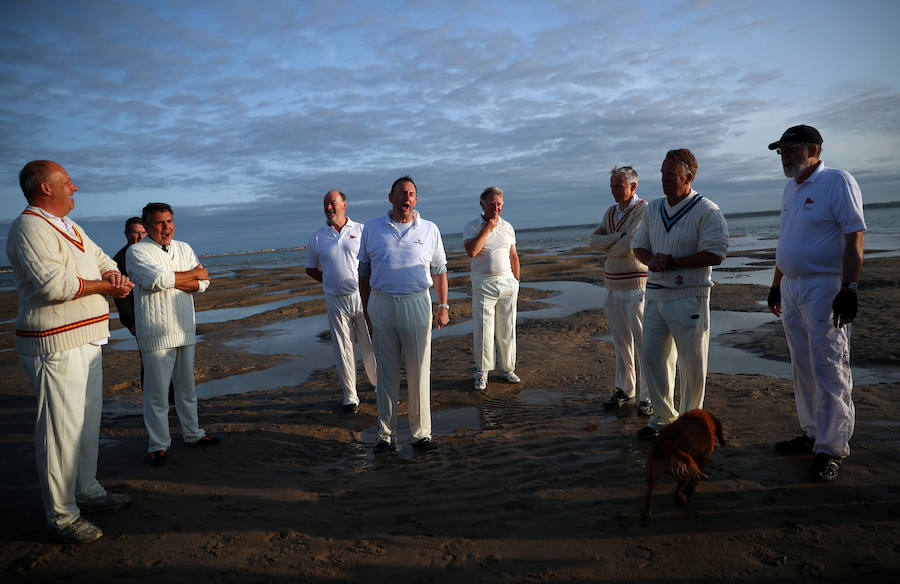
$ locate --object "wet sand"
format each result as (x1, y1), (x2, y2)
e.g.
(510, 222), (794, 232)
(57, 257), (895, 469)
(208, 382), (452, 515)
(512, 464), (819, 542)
(1, 247), (898, 582)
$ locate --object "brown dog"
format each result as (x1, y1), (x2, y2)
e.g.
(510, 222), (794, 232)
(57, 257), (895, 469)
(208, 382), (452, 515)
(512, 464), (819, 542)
(640, 409), (726, 526)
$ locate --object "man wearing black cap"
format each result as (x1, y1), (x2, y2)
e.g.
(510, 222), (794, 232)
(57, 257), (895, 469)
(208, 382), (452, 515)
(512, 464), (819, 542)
(766, 125), (866, 482)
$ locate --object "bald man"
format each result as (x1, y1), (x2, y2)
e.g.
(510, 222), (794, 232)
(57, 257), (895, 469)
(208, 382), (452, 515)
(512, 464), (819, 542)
(306, 190), (377, 413)
(8, 160), (134, 543)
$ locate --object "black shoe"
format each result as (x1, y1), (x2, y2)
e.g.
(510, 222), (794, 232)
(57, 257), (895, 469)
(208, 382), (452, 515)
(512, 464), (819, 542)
(775, 435), (814, 456)
(412, 437), (437, 451)
(636, 425), (658, 440)
(77, 492), (133, 512)
(342, 403), (359, 414)
(637, 400), (654, 417)
(373, 439), (395, 454)
(187, 435), (221, 447)
(148, 450), (167, 466)
(603, 389), (635, 410)
(810, 453), (842, 482)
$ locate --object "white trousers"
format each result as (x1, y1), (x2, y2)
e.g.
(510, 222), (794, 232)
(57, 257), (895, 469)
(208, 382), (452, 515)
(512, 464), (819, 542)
(472, 274), (518, 373)
(325, 292), (377, 405)
(141, 345), (206, 452)
(370, 289), (432, 442)
(781, 275), (854, 458)
(602, 287), (648, 401)
(642, 296), (710, 429)
(21, 344), (107, 528)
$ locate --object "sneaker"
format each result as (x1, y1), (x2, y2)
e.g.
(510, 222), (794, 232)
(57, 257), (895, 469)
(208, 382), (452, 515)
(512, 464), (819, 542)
(148, 450), (167, 466)
(636, 425), (659, 440)
(775, 435), (814, 456)
(603, 389), (635, 410)
(186, 435), (221, 447)
(412, 437), (438, 451)
(811, 453), (842, 482)
(498, 371), (521, 383)
(474, 371), (487, 391)
(342, 403), (359, 414)
(638, 400), (654, 417)
(373, 439), (396, 454)
(77, 492), (133, 512)
(48, 516), (103, 544)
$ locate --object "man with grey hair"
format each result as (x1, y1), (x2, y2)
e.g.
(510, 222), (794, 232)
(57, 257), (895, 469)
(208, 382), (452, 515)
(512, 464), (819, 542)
(8, 160), (134, 543)
(766, 125), (865, 482)
(632, 149), (729, 440)
(306, 189), (377, 414)
(464, 186), (521, 391)
(589, 166), (652, 416)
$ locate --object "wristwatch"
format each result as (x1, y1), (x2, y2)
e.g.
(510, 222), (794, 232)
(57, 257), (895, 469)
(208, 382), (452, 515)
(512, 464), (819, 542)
(842, 282), (858, 290)
(438, 303), (450, 310)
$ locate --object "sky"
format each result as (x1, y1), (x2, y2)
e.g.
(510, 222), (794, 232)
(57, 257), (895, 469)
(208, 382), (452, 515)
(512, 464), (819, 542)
(2, 0), (899, 258)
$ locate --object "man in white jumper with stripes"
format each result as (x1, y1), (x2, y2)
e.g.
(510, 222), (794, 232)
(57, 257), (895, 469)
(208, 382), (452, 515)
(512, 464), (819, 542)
(632, 149), (729, 440)
(306, 190), (377, 414)
(359, 176), (449, 453)
(9, 160), (134, 544)
(766, 125), (865, 482)
(589, 166), (652, 416)
(128, 202), (219, 467)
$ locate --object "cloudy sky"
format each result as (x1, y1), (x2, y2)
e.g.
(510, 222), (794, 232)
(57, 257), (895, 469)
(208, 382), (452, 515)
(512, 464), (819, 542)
(2, 0), (899, 256)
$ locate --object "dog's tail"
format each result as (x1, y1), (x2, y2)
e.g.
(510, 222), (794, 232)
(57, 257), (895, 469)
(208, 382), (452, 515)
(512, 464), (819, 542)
(666, 448), (708, 482)
(710, 413), (727, 447)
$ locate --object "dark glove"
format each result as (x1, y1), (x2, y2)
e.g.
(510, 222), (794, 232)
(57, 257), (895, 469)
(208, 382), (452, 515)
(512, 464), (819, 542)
(767, 286), (780, 309)
(832, 289), (858, 327)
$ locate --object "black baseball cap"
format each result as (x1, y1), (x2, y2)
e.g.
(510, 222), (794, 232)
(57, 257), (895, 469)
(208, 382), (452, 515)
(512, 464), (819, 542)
(768, 125), (823, 150)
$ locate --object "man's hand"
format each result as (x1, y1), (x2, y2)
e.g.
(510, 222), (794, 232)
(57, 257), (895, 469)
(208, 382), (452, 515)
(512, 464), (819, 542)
(103, 273), (133, 298)
(192, 264), (210, 281)
(647, 253), (672, 272)
(767, 286), (782, 317)
(832, 289), (858, 327)
(434, 306), (449, 329)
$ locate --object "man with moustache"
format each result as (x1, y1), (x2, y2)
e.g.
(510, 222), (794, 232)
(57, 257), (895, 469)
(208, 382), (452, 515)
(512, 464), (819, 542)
(766, 125), (865, 482)
(306, 190), (377, 414)
(632, 149), (729, 440)
(8, 160), (134, 543)
(464, 186), (521, 391)
(589, 166), (652, 416)
(358, 176), (449, 453)
(127, 203), (219, 467)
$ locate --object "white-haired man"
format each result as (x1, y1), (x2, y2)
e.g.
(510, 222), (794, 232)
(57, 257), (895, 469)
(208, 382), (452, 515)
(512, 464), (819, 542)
(589, 166), (652, 416)
(766, 125), (865, 482)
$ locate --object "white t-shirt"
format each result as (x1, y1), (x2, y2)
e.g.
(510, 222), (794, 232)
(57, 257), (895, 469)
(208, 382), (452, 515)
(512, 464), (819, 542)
(463, 216), (516, 277)
(358, 211), (447, 295)
(305, 218), (364, 296)
(776, 163), (866, 278)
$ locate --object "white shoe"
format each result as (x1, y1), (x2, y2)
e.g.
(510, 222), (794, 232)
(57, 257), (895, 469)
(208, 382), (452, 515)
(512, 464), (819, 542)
(48, 516), (103, 544)
(474, 371), (487, 391)
(498, 371), (521, 383)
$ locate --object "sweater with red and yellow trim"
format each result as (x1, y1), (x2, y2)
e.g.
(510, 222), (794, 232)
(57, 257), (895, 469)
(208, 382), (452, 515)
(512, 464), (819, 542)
(588, 198), (649, 291)
(7, 207), (119, 356)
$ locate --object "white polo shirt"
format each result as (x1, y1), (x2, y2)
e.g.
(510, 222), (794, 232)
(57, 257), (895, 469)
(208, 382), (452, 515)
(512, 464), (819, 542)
(358, 211), (447, 295)
(776, 163), (866, 278)
(305, 218), (364, 296)
(463, 216), (516, 276)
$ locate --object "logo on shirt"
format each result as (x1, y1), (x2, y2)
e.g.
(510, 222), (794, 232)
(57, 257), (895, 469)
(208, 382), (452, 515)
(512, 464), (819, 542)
(803, 197), (815, 210)
(349, 235), (356, 239)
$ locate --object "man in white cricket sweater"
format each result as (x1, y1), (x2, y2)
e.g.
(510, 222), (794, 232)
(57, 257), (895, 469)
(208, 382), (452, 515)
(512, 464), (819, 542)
(127, 203), (219, 466)
(305, 190), (377, 414)
(589, 166), (652, 416)
(9, 160), (134, 544)
(632, 149), (729, 439)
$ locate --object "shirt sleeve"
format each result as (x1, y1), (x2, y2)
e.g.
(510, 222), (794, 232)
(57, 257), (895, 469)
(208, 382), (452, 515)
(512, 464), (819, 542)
(304, 234), (319, 269)
(127, 244), (176, 291)
(697, 206), (730, 259)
